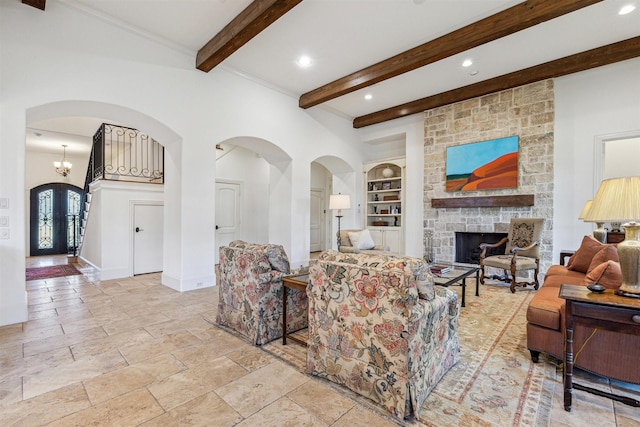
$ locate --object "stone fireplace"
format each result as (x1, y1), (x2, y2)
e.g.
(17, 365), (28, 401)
(422, 80), (554, 273)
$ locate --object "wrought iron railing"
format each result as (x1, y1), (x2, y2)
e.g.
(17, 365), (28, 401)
(80, 124), (164, 251)
(89, 123), (164, 185)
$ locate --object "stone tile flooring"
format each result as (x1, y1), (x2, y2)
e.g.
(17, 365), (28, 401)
(1, 256), (397, 426)
(1, 255), (637, 426)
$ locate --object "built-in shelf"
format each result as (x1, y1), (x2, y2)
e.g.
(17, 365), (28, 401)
(431, 194), (535, 208)
(363, 158), (405, 253)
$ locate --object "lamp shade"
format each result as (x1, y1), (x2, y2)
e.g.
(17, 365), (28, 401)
(329, 194), (351, 210)
(584, 176), (640, 297)
(578, 200), (593, 221)
(583, 177), (640, 222)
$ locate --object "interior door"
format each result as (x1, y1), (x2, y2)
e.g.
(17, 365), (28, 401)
(215, 181), (241, 263)
(30, 183), (82, 256)
(133, 203), (163, 275)
(310, 189), (325, 252)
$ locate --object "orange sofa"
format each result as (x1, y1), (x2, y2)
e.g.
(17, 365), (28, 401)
(526, 235), (640, 385)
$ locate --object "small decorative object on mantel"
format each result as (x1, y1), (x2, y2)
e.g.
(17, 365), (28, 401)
(382, 167), (394, 178)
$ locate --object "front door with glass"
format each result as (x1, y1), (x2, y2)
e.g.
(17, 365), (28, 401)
(29, 183), (83, 256)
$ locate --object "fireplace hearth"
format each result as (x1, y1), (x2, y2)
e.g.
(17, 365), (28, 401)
(455, 232), (508, 264)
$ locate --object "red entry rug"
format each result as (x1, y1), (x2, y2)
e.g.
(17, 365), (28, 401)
(26, 264), (82, 281)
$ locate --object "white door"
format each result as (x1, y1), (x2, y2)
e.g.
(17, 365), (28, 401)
(310, 189), (325, 252)
(134, 204), (163, 275)
(215, 181), (241, 263)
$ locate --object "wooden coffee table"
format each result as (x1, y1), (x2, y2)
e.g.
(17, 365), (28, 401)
(282, 273), (308, 346)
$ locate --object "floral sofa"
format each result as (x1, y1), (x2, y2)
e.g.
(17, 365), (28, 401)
(306, 250), (460, 420)
(216, 240), (308, 345)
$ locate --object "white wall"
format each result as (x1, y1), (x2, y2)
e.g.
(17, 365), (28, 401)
(311, 162), (331, 250)
(80, 181), (164, 280)
(555, 57), (640, 261)
(356, 115), (426, 257)
(215, 145), (270, 243)
(0, 1), (364, 326)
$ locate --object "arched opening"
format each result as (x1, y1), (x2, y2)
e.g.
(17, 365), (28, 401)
(311, 156), (357, 252)
(214, 136), (293, 262)
(25, 101), (182, 283)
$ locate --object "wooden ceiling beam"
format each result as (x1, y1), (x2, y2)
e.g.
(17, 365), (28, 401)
(353, 36), (640, 128)
(22, 0), (46, 11)
(299, 0), (602, 109)
(197, 0), (303, 72)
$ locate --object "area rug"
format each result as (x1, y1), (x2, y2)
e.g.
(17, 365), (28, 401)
(25, 264), (82, 281)
(262, 284), (555, 427)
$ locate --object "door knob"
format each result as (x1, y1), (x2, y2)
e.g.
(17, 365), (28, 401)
(135, 227), (143, 232)
(215, 225), (219, 230)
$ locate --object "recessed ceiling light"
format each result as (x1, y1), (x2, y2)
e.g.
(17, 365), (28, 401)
(470, 70), (479, 76)
(364, 94), (373, 100)
(297, 56), (312, 67)
(619, 4), (636, 14)
(462, 59), (473, 67)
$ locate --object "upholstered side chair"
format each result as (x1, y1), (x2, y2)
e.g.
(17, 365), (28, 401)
(479, 218), (544, 293)
(307, 250), (460, 420)
(216, 240), (308, 345)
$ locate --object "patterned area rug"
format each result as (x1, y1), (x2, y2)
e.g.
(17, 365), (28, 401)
(262, 283), (554, 426)
(25, 264), (82, 281)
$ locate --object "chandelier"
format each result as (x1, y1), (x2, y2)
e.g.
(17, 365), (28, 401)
(54, 144), (72, 177)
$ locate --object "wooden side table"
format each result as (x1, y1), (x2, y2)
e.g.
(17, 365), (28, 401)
(559, 250), (575, 266)
(282, 273), (309, 346)
(559, 284), (640, 411)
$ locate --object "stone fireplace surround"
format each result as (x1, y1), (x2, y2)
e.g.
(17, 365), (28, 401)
(422, 80), (554, 275)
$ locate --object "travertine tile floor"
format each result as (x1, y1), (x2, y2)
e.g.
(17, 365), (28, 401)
(1, 256), (397, 426)
(3, 256), (638, 426)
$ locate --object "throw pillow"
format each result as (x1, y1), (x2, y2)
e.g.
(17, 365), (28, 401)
(265, 244), (290, 273)
(348, 229), (375, 250)
(586, 245), (619, 274)
(567, 235), (606, 273)
(410, 260), (435, 300)
(584, 260), (622, 289)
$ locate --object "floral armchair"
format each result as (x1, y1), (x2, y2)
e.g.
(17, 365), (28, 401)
(306, 250), (460, 420)
(216, 240), (307, 345)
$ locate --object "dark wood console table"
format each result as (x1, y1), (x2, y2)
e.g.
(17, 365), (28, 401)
(559, 284), (640, 411)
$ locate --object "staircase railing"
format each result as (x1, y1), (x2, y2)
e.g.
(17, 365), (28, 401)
(78, 123), (164, 254)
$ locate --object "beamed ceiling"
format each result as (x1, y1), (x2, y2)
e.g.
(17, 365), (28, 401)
(22, 0), (640, 129)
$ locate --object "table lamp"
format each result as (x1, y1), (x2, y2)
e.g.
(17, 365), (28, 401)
(584, 176), (640, 298)
(578, 199), (606, 243)
(329, 193), (350, 247)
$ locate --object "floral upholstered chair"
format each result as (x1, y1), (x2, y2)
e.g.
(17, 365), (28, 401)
(216, 240), (307, 345)
(306, 250), (460, 420)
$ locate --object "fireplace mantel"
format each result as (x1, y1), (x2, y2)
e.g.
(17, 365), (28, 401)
(431, 194), (534, 208)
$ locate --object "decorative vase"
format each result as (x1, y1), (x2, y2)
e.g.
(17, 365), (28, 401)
(381, 167), (394, 178)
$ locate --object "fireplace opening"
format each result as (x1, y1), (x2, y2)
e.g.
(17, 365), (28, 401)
(455, 232), (508, 264)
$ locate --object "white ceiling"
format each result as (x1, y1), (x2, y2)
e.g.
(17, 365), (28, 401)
(26, 0), (640, 152)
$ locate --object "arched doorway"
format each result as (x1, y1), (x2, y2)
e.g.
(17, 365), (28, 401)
(29, 183), (83, 256)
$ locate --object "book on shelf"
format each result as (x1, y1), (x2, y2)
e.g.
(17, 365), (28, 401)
(430, 265), (451, 274)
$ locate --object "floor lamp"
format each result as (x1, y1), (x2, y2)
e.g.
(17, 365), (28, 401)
(584, 176), (640, 298)
(329, 194), (350, 248)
